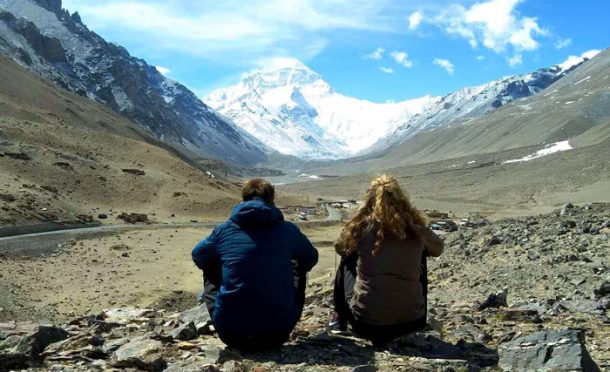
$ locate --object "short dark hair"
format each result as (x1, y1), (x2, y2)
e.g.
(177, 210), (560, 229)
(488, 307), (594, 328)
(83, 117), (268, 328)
(241, 178), (275, 203)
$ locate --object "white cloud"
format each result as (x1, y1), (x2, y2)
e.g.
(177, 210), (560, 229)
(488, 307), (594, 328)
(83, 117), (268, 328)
(558, 49), (601, 70)
(379, 66), (395, 74)
(476, 55), (485, 61)
(430, 0), (547, 54)
(156, 66), (170, 75)
(390, 51), (413, 68)
(554, 38), (572, 49)
(507, 53), (522, 66)
(364, 47), (385, 60)
(433, 58), (454, 74)
(408, 11), (423, 30)
(62, 0), (395, 63)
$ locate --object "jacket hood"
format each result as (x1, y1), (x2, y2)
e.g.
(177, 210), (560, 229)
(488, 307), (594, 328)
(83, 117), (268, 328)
(230, 199), (284, 227)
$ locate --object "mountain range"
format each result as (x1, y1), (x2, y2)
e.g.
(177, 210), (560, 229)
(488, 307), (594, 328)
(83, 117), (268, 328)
(206, 59), (436, 159)
(0, 0), (607, 173)
(0, 0), (268, 166)
(206, 54), (595, 160)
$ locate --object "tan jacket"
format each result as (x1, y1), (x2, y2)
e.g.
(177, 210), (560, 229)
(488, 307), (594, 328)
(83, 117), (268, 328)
(350, 226), (444, 326)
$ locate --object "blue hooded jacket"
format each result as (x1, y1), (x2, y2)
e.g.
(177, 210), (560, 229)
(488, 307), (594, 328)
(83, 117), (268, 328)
(192, 199), (318, 337)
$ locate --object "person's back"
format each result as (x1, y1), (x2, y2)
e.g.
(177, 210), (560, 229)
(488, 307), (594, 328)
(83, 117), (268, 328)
(192, 179), (318, 349)
(352, 226), (442, 327)
(331, 175), (443, 345)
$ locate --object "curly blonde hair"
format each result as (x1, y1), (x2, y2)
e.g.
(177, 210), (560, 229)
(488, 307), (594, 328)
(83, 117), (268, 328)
(336, 175), (427, 257)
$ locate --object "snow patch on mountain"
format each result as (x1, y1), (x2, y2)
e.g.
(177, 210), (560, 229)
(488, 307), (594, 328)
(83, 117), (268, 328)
(503, 140), (572, 164)
(558, 50), (600, 71)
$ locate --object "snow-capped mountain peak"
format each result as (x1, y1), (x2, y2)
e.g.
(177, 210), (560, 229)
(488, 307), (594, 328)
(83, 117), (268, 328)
(206, 61), (436, 159)
(206, 54), (585, 160)
(245, 58), (325, 89)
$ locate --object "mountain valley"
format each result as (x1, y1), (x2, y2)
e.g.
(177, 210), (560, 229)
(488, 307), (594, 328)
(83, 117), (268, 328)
(0, 1), (609, 371)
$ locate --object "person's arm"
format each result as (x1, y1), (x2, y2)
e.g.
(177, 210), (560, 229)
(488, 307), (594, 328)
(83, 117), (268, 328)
(192, 227), (220, 270)
(292, 225), (318, 272)
(421, 225), (444, 257)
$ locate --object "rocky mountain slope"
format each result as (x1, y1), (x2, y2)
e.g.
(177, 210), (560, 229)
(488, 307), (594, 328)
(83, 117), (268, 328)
(297, 48), (610, 177)
(0, 53), (242, 226)
(1, 203), (608, 371)
(207, 55), (588, 160)
(366, 48), (610, 169)
(0, 0), (268, 166)
(365, 57), (591, 156)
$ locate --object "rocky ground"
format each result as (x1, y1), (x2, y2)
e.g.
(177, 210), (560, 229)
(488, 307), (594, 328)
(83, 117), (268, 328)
(1, 203), (608, 371)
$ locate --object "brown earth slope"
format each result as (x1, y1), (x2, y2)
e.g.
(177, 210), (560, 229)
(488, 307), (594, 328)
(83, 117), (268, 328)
(0, 54), (243, 226)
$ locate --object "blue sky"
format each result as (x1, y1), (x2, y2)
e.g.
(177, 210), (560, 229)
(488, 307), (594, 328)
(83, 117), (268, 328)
(62, 0), (609, 103)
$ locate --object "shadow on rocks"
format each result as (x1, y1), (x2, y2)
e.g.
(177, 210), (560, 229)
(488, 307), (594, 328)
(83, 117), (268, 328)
(236, 333), (376, 368)
(389, 331), (499, 369)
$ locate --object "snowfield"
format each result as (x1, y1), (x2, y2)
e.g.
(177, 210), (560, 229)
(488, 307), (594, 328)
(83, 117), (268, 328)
(206, 59), (437, 159)
(503, 140), (573, 164)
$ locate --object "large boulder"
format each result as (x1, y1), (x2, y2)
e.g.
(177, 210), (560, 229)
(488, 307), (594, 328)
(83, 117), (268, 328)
(0, 323), (69, 369)
(109, 336), (167, 372)
(498, 329), (600, 371)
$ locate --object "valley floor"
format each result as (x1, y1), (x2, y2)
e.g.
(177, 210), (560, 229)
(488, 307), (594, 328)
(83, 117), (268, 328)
(282, 138), (610, 220)
(0, 223), (342, 323)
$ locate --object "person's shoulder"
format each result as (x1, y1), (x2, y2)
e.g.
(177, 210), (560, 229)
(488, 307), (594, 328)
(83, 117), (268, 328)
(212, 220), (237, 235)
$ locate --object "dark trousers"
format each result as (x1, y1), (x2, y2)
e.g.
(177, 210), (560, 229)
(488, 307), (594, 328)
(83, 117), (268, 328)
(333, 253), (428, 346)
(200, 263), (307, 350)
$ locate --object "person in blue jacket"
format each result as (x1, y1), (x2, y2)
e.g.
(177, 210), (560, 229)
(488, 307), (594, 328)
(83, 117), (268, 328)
(192, 178), (319, 350)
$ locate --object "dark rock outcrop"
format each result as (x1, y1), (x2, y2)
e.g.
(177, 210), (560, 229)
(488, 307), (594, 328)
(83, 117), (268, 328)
(498, 329), (600, 372)
(117, 213), (148, 224)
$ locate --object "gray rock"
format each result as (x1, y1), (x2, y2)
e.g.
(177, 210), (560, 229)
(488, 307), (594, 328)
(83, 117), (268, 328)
(497, 308), (542, 323)
(169, 321), (197, 341)
(222, 360), (248, 372)
(200, 345), (242, 365)
(549, 299), (609, 316)
(498, 329), (600, 371)
(102, 337), (129, 354)
(594, 281), (610, 299)
(0, 324), (69, 369)
(14, 325), (69, 357)
(178, 304), (214, 335)
(351, 365), (376, 372)
(478, 289), (508, 310)
(110, 336), (167, 372)
(164, 359), (221, 372)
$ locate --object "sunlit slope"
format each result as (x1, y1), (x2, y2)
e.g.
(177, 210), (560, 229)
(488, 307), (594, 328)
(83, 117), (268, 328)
(0, 55), (240, 226)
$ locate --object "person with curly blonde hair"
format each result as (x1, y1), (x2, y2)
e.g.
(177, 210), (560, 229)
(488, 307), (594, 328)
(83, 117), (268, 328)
(329, 175), (444, 345)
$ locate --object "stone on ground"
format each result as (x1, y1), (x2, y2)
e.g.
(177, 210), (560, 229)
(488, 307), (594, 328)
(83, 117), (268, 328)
(498, 329), (600, 372)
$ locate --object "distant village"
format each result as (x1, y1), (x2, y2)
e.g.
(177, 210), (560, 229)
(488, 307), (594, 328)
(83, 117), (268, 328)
(278, 199), (359, 221)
